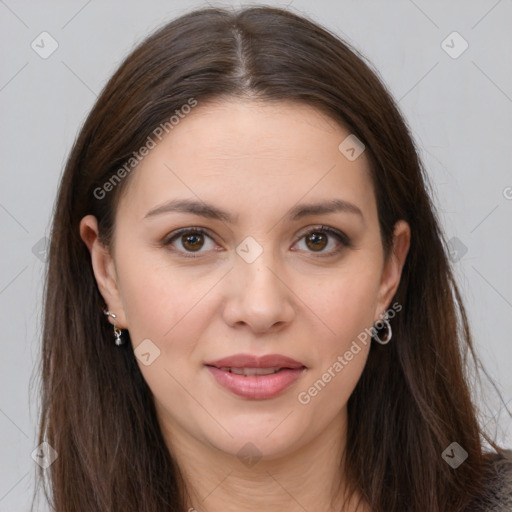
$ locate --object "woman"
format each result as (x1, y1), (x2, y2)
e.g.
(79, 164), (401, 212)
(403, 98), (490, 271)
(36, 5), (512, 511)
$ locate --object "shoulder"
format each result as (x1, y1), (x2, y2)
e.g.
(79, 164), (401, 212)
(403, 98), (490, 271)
(468, 449), (512, 512)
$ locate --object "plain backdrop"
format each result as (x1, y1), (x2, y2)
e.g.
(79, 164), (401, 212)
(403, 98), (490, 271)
(1, 0), (511, 510)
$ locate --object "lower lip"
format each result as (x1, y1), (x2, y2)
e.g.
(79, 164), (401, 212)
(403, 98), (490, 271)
(206, 366), (305, 400)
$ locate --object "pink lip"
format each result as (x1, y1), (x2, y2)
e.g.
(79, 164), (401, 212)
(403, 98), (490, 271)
(204, 353), (307, 400)
(206, 367), (306, 400)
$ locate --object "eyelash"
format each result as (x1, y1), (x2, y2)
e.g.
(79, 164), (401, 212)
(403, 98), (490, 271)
(162, 225), (352, 259)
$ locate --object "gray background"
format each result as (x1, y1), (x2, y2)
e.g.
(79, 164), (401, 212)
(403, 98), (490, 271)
(1, 0), (511, 510)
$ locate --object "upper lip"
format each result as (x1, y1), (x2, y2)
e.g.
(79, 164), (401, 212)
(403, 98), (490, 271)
(204, 353), (305, 369)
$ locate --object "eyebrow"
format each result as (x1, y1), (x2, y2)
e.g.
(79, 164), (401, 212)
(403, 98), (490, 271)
(144, 198), (364, 223)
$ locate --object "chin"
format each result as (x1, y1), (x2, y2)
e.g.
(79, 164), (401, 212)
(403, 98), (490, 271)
(198, 415), (308, 462)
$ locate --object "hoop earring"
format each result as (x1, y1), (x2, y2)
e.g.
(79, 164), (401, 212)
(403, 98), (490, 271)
(103, 309), (125, 346)
(372, 315), (392, 345)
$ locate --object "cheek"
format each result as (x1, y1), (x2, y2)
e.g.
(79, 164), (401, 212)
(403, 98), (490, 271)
(295, 281), (374, 426)
(115, 254), (214, 414)
(304, 262), (382, 346)
(115, 246), (214, 343)
(293, 263), (379, 410)
(298, 345), (369, 433)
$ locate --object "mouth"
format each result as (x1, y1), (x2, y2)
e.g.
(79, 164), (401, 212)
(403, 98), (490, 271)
(204, 353), (307, 400)
(213, 366), (294, 376)
(204, 353), (305, 370)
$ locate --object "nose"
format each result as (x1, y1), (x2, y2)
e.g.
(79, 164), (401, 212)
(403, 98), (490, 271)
(221, 244), (296, 334)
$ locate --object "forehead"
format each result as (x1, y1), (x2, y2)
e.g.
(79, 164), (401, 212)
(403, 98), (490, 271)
(152, 98), (358, 162)
(118, 98), (376, 222)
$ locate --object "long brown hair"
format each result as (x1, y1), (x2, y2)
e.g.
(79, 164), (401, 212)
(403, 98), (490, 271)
(34, 5), (508, 511)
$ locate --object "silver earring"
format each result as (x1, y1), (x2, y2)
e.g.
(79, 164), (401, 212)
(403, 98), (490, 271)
(372, 315), (392, 345)
(103, 309), (125, 346)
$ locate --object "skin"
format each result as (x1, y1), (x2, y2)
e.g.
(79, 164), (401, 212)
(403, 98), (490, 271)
(80, 98), (410, 512)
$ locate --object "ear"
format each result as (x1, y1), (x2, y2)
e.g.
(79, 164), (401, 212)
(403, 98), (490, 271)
(79, 215), (127, 328)
(374, 220), (410, 320)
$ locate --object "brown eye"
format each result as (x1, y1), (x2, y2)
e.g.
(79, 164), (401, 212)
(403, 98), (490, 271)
(294, 226), (351, 256)
(305, 231), (328, 251)
(181, 232), (204, 252)
(165, 228), (216, 256)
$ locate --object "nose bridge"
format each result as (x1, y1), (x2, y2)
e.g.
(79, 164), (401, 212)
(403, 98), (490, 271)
(224, 234), (295, 331)
(235, 234), (283, 296)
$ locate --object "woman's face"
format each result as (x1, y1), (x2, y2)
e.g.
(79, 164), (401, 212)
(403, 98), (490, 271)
(81, 99), (410, 461)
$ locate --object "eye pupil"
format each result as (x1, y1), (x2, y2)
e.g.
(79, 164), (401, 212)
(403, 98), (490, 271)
(182, 233), (204, 251)
(306, 232), (327, 251)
